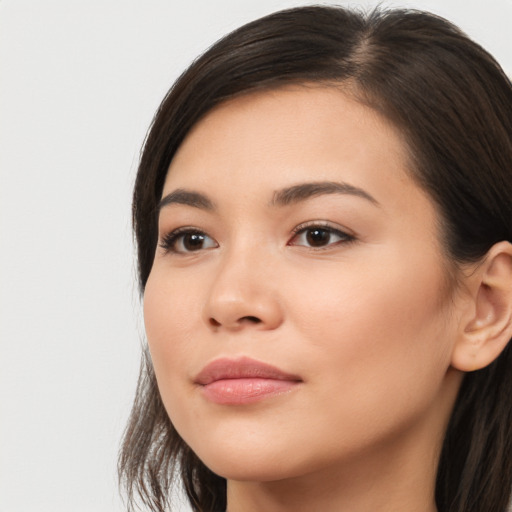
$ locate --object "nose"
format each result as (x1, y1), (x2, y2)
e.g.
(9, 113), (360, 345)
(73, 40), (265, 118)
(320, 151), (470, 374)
(202, 248), (284, 332)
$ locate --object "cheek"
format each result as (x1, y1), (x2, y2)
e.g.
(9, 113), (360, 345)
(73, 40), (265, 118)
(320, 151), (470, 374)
(142, 266), (213, 440)
(286, 251), (454, 410)
(143, 269), (201, 384)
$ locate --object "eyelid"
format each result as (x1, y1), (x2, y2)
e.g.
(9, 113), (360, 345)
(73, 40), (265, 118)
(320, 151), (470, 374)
(159, 226), (218, 254)
(288, 221), (356, 249)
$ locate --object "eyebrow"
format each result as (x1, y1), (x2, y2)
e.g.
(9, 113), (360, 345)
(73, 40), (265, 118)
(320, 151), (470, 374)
(158, 180), (379, 213)
(158, 188), (215, 212)
(270, 181), (379, 207)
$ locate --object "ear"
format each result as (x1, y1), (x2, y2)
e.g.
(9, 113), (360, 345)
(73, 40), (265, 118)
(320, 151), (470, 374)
(451, 241), (512, 372)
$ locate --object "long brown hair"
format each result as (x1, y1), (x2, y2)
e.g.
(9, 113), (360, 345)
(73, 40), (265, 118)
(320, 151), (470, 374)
(119, 6), (512, 511)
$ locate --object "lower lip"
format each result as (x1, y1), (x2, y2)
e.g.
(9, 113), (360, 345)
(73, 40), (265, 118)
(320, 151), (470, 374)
(201, 378), (299, 405)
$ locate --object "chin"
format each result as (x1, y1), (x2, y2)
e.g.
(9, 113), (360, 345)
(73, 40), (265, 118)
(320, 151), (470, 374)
(201, 454), (304, 483)
(183, 432), (309, 482)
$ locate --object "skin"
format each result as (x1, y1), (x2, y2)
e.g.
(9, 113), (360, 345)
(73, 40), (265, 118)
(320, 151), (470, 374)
(143, 86), (469, 512)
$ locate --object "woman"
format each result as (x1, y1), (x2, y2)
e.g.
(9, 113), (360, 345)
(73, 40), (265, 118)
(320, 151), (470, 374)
(119, 6), (512, 512)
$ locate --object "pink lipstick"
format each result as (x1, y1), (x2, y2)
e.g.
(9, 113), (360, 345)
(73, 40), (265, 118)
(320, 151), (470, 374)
(194, 357), (302, 405)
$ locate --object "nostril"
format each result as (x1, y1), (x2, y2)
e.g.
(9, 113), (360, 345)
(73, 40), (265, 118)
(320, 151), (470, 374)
(241, 316), (261, 323)
(209, 318), (221, 327)
(208, 315), (262, 328)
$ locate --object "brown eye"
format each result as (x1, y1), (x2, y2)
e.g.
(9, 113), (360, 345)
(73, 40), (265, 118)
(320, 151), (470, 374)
(289, 224), (355, 249)
(160, 229), (218, 254)
(182, 233), (207, 251)
(306, 228), (331, 247)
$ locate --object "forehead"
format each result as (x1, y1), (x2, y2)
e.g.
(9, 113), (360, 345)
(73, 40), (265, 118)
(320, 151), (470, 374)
(164, 86), (413, 195)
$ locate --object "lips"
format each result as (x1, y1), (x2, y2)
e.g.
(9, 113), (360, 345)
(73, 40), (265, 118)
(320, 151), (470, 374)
(194, 356), (302, 405)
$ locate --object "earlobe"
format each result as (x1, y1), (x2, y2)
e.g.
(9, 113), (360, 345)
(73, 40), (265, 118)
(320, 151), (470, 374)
(451, 241), (512, 372)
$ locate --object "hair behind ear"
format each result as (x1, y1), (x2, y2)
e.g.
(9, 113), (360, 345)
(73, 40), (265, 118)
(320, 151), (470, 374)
(437, 242), (512, 511)
(437, 342), (512, 511)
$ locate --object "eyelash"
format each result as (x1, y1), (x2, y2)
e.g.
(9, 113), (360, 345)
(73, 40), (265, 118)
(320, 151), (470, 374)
(159, 227), (217, 254)
(159, 222), (356, 254)
(289, 222), (356, 250)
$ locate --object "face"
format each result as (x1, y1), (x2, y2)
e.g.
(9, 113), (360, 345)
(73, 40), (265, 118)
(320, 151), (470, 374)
(143, 86), (463, 483)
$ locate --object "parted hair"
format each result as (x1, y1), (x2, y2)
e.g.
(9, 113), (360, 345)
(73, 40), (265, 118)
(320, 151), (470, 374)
(119, 5), (512, 512)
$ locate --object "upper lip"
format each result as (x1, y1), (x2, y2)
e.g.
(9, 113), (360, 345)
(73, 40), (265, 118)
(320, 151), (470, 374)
(194, 356), (302, 385)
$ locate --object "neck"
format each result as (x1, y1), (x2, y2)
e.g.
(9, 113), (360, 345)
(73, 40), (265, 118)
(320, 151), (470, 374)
(227, 446), (438, 512)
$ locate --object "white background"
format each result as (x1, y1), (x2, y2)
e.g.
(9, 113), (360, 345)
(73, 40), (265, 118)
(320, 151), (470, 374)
(1, 1), (511, 511)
